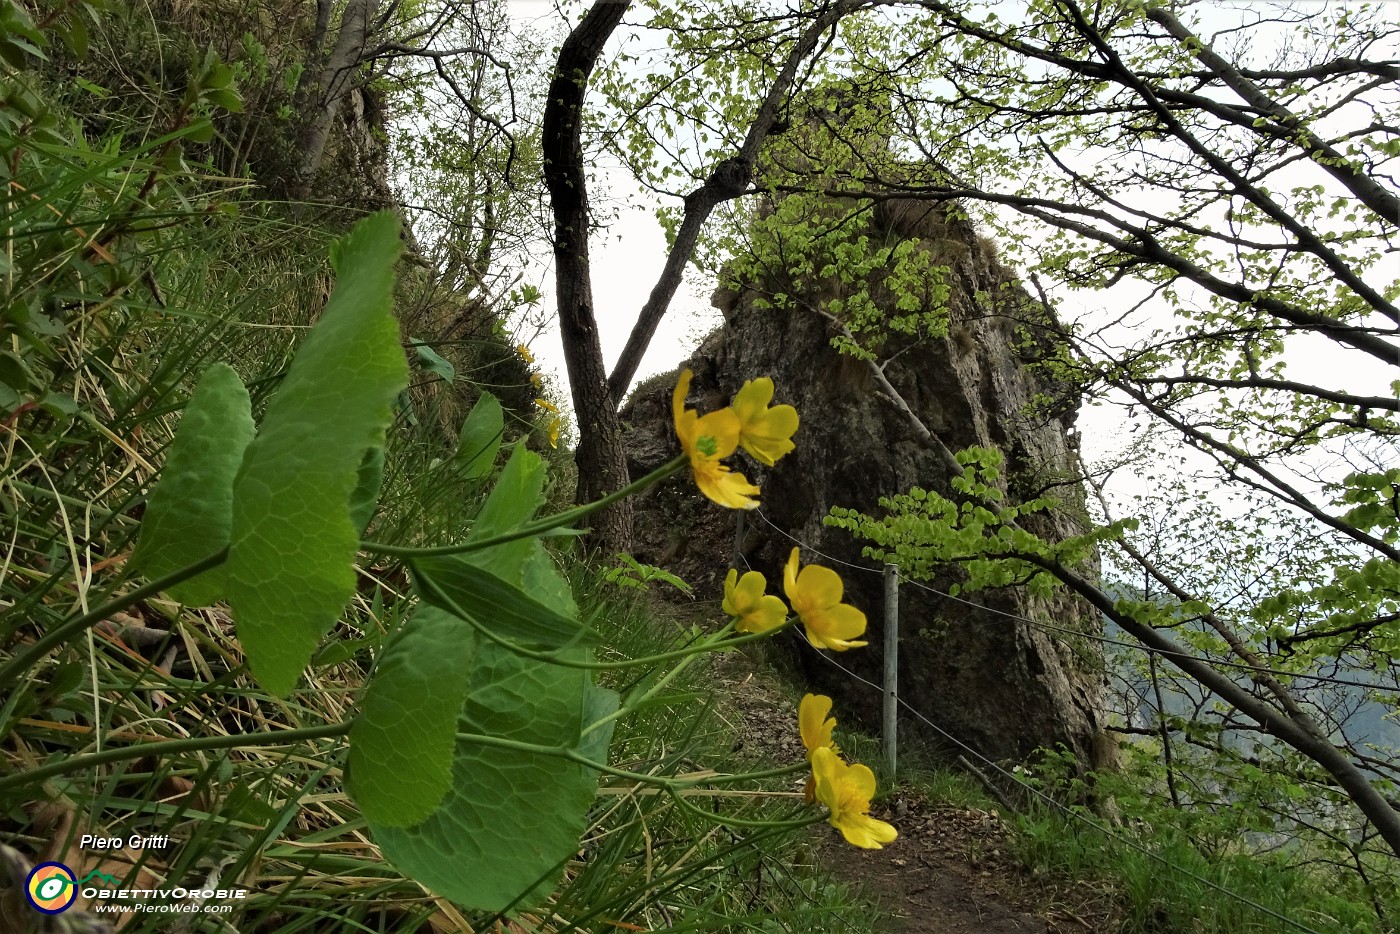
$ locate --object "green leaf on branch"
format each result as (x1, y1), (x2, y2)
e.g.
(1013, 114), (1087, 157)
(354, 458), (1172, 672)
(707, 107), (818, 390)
(371, 643), (616, 912)
(412, 338), (456, 383)
(348, 446), (385, 537)
(410, 556), (596, 648)
(348, 605), (476, 827)
(451, 391), (504, 480)
(467, 443), (544, 576)
(226, 211), (407, 696)
(131, 363), (254, 606)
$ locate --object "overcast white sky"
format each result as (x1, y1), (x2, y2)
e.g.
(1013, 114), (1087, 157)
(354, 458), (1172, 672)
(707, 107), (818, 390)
(503, 2), (720, 415)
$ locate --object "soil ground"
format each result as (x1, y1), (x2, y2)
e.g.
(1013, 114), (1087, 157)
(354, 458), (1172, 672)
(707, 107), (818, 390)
(713, 646), (1122, 934)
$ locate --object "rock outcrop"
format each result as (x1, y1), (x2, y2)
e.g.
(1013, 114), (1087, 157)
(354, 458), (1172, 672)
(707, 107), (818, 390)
(621, 199), (1114, 772)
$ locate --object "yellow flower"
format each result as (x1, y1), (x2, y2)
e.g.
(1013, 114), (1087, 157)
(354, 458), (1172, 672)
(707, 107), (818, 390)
(723, 569), (788, 633)
(516, 343), (535, 365)
(811, 746), (898, 849)
(783, 548), (868, 650)
(547, 417), (561, 449)
(535, 398), (558, 414)
(799, 693), (840, 759)
(672, 368), (760, 509)
(732, 378), (798, 466)
(530, 372), (543, 389)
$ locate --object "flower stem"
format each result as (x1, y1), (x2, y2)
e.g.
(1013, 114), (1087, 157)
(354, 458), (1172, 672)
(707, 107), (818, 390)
(665, 786), (823, 830)
(455, 732), (811, 804)
(583, 622), (738, 739)
(362, 456), (687, 559)
(420, 567), (793, 669)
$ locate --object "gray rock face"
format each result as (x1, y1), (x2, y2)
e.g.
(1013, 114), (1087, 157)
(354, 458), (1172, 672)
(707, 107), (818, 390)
(621, 202), (1114, 771)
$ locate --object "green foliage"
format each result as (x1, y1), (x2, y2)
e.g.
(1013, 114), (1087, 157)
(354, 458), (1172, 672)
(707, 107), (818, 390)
(603, 552), (695, 597)
(373, 643), (617, 912)
(451, 389), (505, 479)
(826, 446), (1110, 598)
(349, 606), (477, 827)
(226, 212), (408, 696)
(411, 554), (597, 648)
(129, 363), (253, 606)
(410, 336), (456, 383)
(0, 1), (243, 425)
(1010, 748), (1400, 934)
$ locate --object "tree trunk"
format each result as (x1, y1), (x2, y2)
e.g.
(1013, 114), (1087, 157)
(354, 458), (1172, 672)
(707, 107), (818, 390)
(542, 0), (633, 551)
(291, 0), (382, 200)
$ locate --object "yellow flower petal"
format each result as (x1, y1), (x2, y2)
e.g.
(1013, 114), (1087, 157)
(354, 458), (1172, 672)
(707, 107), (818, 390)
(672, 367), (692, 426)
(783, 549), (869, 651)
(811, 747), (898, 850)
(547, 417), (561, 449)
(732, 377), (798, 466)
(723, 569), (788, 633)
(673, 369), (759, 510)
(516, 343), (535, 364)
(799, 693), (839, 758)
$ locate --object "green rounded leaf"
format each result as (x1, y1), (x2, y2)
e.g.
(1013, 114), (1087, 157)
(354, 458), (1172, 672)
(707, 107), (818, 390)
(131, 363), (254, 606)
(226, 212), (408, 696)
(371, 643), (616, 912)
(349, 606), (476, 827)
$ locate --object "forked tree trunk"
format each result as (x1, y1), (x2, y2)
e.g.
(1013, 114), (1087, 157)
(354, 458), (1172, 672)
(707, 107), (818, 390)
(542, 0), (634, 551)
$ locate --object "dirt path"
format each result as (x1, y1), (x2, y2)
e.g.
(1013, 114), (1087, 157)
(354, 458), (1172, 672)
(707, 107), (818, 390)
(714, 650), (1114, 934)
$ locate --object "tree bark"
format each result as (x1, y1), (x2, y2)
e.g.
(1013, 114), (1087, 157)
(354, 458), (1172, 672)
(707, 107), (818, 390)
(606, 0), (863, 402)
(542, 0), (633, 551)
(291, 0), (383, 200)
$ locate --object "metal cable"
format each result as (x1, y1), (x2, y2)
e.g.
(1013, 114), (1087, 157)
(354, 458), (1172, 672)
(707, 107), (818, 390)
(748, 508), (1397, 692)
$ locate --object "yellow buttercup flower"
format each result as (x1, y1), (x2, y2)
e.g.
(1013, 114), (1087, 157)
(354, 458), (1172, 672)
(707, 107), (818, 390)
(798, 693), (840, 759)
(723, 569), (788, 633)
(547, 417), (562, 449)
(535, 398), (559, 414)
(672, 369), (760, 509)
(516, 343), (535, 365)
(783, 548), (868, 650)
(732, 378), (798, 466)
(811, 746), (898, 849)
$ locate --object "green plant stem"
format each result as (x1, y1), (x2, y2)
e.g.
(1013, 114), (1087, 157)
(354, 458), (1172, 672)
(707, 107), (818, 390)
(0, 719), (349, 792)
(421, 568), (795, 669)
(665, 786), (823, 831)
(0, 548), (228, 689)
(455, 731), (812, 805)
(683, 762), (810, 787)
(582, 625), (730, 739)
(361, 455), (687, 559)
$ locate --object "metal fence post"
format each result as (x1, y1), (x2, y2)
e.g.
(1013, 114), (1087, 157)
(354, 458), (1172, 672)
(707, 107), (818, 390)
(883, 563), (899, 778)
